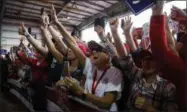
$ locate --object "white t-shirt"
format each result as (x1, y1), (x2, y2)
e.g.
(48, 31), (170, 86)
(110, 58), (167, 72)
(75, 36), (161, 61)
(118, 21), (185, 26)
(83, 58), (123, 111)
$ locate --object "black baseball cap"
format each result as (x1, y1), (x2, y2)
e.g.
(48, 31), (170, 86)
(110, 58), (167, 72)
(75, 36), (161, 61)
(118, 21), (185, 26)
(88, 40), (108, 54)
(139, 50), (153, 60)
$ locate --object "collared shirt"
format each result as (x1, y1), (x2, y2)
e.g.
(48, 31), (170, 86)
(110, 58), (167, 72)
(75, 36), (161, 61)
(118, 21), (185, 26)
(118, 55), (177, 111)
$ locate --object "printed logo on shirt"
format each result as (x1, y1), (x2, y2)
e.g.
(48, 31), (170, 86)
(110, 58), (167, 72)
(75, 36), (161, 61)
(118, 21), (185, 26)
(50, 58), (57, 68)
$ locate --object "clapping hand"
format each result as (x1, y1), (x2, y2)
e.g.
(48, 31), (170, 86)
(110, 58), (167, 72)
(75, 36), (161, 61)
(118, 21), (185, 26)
(56, 77), (84, 96)
(64, 77), (84, 96)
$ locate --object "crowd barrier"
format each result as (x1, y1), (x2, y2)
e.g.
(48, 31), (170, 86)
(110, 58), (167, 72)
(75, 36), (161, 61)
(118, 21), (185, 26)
(6, 78), (107, 112)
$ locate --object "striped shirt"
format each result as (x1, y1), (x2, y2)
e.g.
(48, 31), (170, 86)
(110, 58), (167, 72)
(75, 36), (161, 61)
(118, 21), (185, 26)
(118, 55), (177, 111)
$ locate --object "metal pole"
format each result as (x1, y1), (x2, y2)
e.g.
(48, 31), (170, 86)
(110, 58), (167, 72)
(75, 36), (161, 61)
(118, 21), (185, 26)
(0, 0), (7, 93)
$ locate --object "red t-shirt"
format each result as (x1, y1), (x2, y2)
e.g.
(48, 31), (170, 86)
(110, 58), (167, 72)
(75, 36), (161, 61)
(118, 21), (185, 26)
(18, 51), (48, 84)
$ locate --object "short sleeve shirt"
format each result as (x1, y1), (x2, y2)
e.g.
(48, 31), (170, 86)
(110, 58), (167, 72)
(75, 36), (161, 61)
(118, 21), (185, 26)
(83, 58), (123, 111)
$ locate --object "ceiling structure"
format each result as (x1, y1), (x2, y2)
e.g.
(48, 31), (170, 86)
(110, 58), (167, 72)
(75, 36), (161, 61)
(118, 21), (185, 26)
(1, 0), (130, 32)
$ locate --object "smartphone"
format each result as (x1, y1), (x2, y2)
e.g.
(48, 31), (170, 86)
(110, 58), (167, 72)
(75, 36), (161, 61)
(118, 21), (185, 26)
(40, 7), (44, 15)
(121, 19), (125, 28)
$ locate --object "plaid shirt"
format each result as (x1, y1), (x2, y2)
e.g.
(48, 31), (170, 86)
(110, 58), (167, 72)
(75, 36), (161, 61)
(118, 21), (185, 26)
(118, 55), (177, 111)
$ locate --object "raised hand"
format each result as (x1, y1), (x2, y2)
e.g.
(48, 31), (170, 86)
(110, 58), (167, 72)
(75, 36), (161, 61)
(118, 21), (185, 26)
(109, 18), (119, 32)
(171, 6), (186, 21)
(51, 4), (59, 23)
(152, 1), (165, 16)
(40, 10), (49, 29)
(122, 16), (133, 33)
(19, 23), (30, 37)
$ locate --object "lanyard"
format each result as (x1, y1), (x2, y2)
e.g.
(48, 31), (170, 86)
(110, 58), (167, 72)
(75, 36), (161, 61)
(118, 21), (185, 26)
(91, 67), (110, 94)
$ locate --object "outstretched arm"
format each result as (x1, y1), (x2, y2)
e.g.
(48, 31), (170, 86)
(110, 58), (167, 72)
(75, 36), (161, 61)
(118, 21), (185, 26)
(109, 18), (142, 81)
(19, 24), (48, 57)
(150, 1), (185, 83)
(122, 16), (137, 53)
(51, 5), (86, 66)
(40, 11), (64, 63)
(109, 18), (127, 57)
(48, 25), (68, 55)
(95, 25), (118, 57)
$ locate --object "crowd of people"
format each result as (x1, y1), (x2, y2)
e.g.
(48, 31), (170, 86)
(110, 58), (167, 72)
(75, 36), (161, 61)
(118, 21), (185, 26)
(0, 1), (186, 112)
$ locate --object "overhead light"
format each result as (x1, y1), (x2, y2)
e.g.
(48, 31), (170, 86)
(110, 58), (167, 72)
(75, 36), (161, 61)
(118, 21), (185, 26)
(67, 17), (70, 19)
